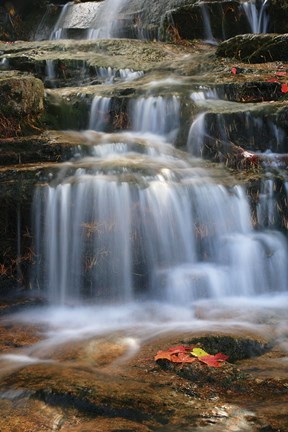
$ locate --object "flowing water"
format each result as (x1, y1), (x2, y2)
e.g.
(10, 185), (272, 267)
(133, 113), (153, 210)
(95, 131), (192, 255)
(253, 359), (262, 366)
(47, 0), (271, 42)
(242, 0), (270, 34)
(16, 0), (288, 337)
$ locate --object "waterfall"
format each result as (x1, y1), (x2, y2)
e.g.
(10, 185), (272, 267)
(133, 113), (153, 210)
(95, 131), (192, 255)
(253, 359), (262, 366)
(33, 128), (288, 305)
(45, 60), (56, 87)
(242, 0), (270, 34)
(30, 0), (288, 310)
(131, 96), (180, 142)
(49, 2), (73, 40)
(199, 3), (217, 45)
(88, 97), (111, 131)
(87, 0), (128, 39)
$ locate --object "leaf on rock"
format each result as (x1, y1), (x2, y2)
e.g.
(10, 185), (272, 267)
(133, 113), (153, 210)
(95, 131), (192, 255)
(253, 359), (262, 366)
(214, 352), (229, 362)
(154, 350), (174, 362)
(198, 355), (223, 368)
(155, 346), (196, 363)
(191, 347), (209, 358)
(155, 345), (229, 367)
(266, 78), (279, 83)
(176, 352), (197, 363)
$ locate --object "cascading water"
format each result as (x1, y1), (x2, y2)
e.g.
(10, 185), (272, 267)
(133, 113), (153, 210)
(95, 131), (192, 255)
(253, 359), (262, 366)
(33, 135), (288, 305)
(88, 97), (111, 131)
(86, 0), (129, 39)
(131, 96), (180, 142)
(199, 3), (217, 45)
(30, 0), (288, 313)
(242, 0), (270, 34)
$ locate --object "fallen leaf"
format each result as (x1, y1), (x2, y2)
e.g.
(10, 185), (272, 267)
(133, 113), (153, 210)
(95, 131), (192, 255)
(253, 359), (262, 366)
(191, 347), (209, 358)
(266, 78), (279, 83)
(281, 83), (288, 93)
(198, 355), (224, 368)
(154, 350), (174, 361)
(155, 346), (195, 363)
(214, 352), (229, 362)
(276, 71), (287, 76)
(155, 345), (229, 367)
(231, 67), (237, 75)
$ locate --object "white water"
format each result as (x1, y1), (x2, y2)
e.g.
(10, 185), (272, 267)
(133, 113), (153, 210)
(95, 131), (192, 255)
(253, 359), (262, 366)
(131, 96), (180, 142)
(242, 0), (270, 34)
(44, 0), (270, 43)
(199, 3), (218, 45)
(87, 0), (128, 39)
(88, 96), (111, 131)
(32, 121), (288, 307)
(10, 0), (286, 369)
(93, 67), (144, 84)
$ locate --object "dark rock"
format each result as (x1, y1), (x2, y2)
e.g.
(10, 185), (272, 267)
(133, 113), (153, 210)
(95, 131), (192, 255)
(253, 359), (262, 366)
(216, 33), (288, 63)
(181, 335), (271, 362)
(161, 1), (250, 42)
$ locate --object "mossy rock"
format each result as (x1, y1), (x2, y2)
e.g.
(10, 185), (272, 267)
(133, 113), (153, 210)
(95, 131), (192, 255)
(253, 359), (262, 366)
(0, 72), (44, 117)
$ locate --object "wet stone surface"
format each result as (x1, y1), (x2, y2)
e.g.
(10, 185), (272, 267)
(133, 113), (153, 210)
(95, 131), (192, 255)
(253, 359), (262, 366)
(0, 299), (287, 431)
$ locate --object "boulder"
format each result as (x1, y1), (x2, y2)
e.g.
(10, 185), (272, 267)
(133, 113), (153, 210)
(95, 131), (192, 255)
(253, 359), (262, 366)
(0, 72), (44, 117)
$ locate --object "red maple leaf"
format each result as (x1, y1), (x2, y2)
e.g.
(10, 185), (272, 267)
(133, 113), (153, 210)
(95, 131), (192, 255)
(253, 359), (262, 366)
(266, 78), (279, 83)
(214, 353), (229, 362)
(198, 355), (224, 368)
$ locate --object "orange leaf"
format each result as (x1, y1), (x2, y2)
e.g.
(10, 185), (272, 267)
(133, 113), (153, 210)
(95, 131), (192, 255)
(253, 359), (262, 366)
(154, 350), (173, 361)
(155, 346), (197, 363)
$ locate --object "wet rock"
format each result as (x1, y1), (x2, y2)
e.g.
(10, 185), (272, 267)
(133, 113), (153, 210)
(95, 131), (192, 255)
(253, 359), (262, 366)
(0, 39), (175, 87)
(216, 33), (288, 63)
(0, 330), (287, 431)
(161, 1), (250, 42)
(216, 82), (283, 103)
